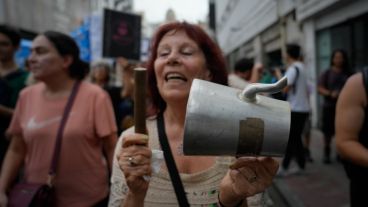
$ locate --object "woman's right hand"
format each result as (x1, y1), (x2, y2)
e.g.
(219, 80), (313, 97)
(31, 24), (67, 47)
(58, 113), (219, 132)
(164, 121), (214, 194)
(118, 133), (152, 199)
(0, 191), (8, 207)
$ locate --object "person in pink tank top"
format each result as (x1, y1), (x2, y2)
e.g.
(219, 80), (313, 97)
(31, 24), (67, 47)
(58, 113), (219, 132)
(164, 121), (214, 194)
(0, 31), (117, 207)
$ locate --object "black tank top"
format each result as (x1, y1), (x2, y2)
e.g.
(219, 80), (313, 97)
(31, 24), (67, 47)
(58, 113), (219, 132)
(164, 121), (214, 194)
(343, 68), (368, 180)
(359, 68), (368, 147)
(359, 108), (368, 147)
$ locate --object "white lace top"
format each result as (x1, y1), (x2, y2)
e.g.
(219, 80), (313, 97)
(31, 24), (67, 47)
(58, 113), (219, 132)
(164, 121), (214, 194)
(108, 116), (262, 207)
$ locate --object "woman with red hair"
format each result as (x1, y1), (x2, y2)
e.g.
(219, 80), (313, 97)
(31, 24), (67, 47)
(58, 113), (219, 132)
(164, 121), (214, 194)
(109, 22), (278, 207)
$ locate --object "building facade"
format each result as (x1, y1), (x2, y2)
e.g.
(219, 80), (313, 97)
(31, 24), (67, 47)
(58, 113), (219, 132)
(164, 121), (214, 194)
(0, 0), (132, 35)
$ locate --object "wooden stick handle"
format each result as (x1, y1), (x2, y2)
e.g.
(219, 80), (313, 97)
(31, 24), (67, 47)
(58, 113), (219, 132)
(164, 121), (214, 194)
(134, 67), (147, 134)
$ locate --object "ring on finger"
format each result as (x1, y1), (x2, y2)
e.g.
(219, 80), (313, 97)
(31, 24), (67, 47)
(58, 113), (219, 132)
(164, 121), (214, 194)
(246, 168), (257, 183)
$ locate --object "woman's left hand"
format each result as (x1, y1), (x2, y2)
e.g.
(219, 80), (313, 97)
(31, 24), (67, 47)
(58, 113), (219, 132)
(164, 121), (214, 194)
(219, 157), (279, 206)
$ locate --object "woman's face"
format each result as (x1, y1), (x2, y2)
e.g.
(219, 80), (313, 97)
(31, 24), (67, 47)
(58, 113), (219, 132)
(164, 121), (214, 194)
(28, 35), (68, 81)
(154, 29), (211, 104)
(332, 51), (344, 68)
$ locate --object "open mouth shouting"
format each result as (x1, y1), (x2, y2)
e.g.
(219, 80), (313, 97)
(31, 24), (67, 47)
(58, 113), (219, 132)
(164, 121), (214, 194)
(165, 72), (188, 82)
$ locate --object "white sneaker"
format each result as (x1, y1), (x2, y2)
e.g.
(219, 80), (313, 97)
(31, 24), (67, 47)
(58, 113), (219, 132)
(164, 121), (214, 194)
(276, 167), (289, 177)
(289, 167), (305, 175)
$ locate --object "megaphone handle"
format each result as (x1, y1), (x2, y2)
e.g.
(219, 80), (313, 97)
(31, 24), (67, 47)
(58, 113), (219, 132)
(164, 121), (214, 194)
(134, 68), (147, 134)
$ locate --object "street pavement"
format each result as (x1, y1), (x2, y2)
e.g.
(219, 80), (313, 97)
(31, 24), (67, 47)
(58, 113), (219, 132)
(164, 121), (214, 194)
(268, 129), (350, 207)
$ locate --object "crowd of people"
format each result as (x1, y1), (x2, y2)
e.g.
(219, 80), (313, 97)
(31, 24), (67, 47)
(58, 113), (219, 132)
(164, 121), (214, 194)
(0, 19), (366, 207)
(0, 22), (279, 207)
(228, 38), (367, 207)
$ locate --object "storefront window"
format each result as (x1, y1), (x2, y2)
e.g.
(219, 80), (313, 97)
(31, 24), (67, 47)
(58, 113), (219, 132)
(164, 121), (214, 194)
(316, 29), (331, 75)
(317, 13), (368, 74)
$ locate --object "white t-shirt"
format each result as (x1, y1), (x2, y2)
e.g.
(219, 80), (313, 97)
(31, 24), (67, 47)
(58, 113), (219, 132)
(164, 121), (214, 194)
(284, 61), (310, 112)
(228, 73), (249, 90)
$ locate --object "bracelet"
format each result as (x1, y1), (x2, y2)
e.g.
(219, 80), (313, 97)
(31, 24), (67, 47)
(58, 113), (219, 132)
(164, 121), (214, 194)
(217, 194), (244, 207)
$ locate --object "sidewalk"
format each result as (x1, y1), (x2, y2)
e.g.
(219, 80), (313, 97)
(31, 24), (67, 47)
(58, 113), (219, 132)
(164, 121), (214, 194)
(269, 129), (350, 207)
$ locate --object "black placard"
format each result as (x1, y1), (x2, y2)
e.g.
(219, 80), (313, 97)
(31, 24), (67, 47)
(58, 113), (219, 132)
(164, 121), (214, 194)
(103, 9), (141, 60)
